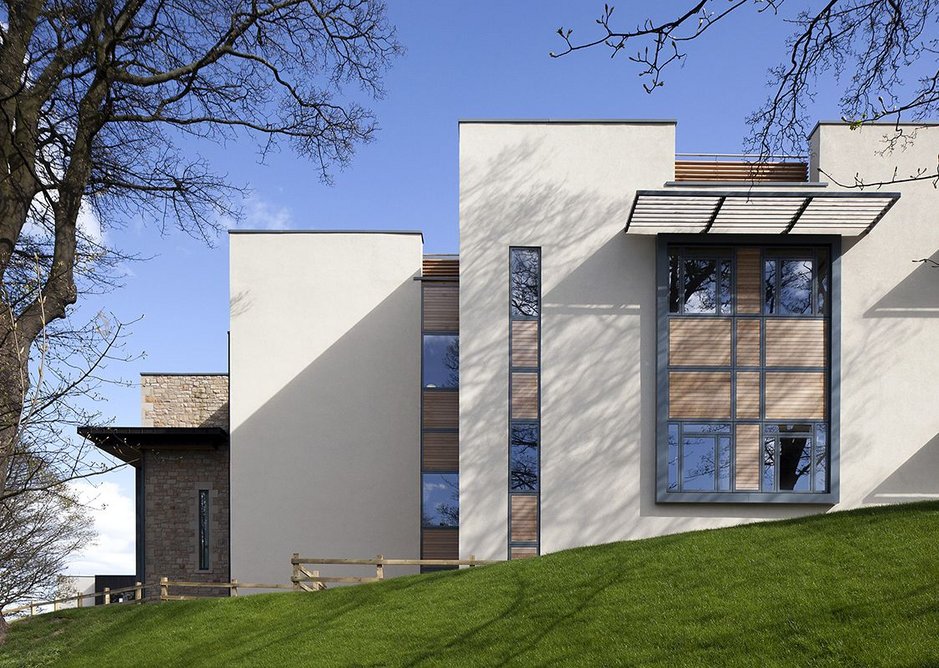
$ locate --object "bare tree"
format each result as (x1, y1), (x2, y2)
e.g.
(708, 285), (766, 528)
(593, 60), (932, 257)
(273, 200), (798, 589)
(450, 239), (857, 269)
(0, 445), (94, 642)
(552, 1), (939, 187)
(0, 0), (401, 637)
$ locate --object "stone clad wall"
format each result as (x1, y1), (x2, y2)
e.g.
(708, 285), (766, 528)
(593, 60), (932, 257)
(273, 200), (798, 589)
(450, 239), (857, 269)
(141, 373), (229, 430)
(143, 447), (230, 597)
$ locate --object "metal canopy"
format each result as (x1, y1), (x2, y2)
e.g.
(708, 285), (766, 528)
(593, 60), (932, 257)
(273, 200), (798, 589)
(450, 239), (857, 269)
(626, 189), (900, 236)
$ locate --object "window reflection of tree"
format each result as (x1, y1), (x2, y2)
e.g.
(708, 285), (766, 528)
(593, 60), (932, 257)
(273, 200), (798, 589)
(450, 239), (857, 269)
(423, 474), (459, 528)
(668, 255), (731, 314)
(510, 249), (540, 317)
(445, 337), (459, 387)
(510, 424), (539, 492)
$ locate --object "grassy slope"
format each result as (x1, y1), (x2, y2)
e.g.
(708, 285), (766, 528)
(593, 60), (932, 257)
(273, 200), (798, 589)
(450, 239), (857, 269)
(3, 502), (939, 668)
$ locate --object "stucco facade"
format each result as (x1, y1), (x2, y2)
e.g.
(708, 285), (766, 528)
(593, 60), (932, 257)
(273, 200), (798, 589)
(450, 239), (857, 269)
(228, 231), (423, 585)
(459, 120), (939, 560)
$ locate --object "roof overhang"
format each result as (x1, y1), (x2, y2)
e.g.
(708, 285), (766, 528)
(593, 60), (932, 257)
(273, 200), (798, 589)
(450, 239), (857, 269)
(625, 189), (900, 236)
(78, 426), (228, 465)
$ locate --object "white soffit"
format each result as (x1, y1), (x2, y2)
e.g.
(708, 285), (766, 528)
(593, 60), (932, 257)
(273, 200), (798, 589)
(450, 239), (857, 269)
(625, 190), (901, 236)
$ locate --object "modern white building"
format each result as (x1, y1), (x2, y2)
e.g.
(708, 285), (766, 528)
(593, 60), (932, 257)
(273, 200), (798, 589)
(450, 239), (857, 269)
(83, 119), (939, 589)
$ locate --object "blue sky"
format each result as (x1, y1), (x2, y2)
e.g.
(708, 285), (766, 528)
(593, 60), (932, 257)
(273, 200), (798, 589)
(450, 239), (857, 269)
(69, 1), (848, 573)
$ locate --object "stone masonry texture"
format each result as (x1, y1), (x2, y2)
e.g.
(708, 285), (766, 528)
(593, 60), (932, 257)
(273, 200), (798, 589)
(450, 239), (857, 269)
(141, 374), (229, 429)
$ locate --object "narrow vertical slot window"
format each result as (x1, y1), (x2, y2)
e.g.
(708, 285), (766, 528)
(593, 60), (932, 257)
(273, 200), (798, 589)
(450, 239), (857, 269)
(198, 489), (210, 571)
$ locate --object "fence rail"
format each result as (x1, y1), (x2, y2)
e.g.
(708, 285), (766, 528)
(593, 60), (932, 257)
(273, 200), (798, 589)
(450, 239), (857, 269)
(158, 578), (294, 601)
(290, 553), (500, 591)
(4, 582), (145, 618)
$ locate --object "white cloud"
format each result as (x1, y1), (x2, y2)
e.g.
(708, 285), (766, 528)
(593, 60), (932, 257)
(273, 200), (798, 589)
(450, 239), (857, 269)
(76, 203), (105, 245)
(226, 195), (294, 230)
(64, 480), (136, 576)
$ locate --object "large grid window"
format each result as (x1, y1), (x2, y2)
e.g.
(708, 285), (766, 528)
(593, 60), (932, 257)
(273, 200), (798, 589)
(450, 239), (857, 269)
(509, 247), (541, 559)
(658, 241), (838, 503)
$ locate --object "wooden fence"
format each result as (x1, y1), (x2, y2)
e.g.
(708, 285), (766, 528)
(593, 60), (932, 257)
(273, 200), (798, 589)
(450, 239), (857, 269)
(290, 553), (500, 591)
(158, 578), (294, 601)
(4, 582), (145, 618)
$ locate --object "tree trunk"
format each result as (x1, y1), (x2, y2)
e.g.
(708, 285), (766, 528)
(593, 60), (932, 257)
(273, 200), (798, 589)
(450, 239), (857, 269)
(0, 611), (8, 644)
(0, 332), (29, 501)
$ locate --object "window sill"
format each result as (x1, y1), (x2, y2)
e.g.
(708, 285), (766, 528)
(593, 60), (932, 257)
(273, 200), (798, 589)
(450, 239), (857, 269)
(657, 490), (839, 504)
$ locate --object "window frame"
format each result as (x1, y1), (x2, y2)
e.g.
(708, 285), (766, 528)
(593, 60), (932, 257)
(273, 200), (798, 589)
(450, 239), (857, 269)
(197, 487), (211, 571)
(656, 235), (840, 504)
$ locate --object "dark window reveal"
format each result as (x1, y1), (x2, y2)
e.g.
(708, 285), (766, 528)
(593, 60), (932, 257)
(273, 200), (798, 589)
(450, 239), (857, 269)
(423, 335), (459, 388)
(198, 489), (210, 570)
(510, 423), (539, 492)
(510, 249), (541, 318)
(422, 473), (459, 528)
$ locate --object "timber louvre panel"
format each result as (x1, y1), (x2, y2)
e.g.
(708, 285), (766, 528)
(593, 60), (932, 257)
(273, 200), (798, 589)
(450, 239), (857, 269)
(511, 321), (539, 368)
(423, 284), (459, 331)
(510, 496), (538, 542)
(735, 372), (760, 419)
(668, 371), (732, 419)
(736, 248), (762, 314)
(764, 372), (827, 420)
(674, 160), (808, 182)
(511, 372), (539, 420)
(735, 319), (761, 367)
(422, 432), (458, 471)
(669, 319), (732, 366)
(423, 391), (458, 429)
(422, 530), (459, 559)
(735, 424), (761, 491)
(765, 320), (827, 367)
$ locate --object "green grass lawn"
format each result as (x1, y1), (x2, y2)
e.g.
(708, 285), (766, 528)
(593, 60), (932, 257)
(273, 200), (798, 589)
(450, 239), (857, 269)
(3, 502), (939, 667)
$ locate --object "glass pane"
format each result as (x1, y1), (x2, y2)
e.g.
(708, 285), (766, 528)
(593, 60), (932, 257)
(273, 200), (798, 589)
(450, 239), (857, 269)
(423, 335), (459, 388)
(764, 259), (777, 314)
(682, 259), (717, 314)
(762, 437), (776, 492)
(682, 436), (716, 491)
(778, 423), (812, 434)
(779, 436), (812, 491)
(422, 473), (459, 528)
(817, 250), (830, 314)
(719, 260), (733, 314)
(667, 423), (679, 491)
(198, 490), (210, 570)
(682, 423), (732, 434)
(718, 437), (731, 491)
(815, 424), (828, 493)
(510, 423), (539, 492)
(510, 248), (540, 318)
(779, 259), (813, 315)
(668, 254), (680, 314)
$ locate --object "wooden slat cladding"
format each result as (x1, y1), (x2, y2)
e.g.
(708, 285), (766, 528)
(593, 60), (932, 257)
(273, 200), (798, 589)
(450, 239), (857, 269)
(736, 319), (761, 367)
(423, 283), (459, 332)
(423, 391), (458, 429)
(736, 372), (761, 419)
(510, 495), (538, 542)
(764, 372), (826, 420)
(668, 371), (731, 419)
(675, 160), (808, 182)
(669, 318), (731, 366)
(735, 424), (761, 491)
(422, 431), (458, 471)
(511, 321), (539, 368)
(422, 529), (458, 559)
(765, 320), (827, 367)
(422, 257), (459, 279)
(736, 248), (762, 314)
(511, 372), (539, 420)
(511, 547), (538, 559)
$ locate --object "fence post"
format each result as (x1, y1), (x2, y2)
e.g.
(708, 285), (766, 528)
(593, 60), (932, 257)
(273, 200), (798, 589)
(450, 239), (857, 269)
(376, 554), (384, 581)
(160, 577), (168, 602)
(53, 599), (59, 612)
(135, 582), (142, 604)
(77, 593), (83, 608)
(469, 554), (476, 568)
(292, 552), (301, 591)
(231, 579), (239, 597)
(30, 603), (35, 616)
(104, 587), (111, 606)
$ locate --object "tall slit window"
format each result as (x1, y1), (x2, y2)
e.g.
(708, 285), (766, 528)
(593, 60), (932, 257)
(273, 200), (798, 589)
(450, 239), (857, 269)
(198, 489), (210, 570)
(509, 247), (541, 559)
(659, 242), (836, 503)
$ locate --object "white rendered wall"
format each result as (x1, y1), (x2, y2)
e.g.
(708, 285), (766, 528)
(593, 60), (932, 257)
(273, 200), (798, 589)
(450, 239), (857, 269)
(459, 121), (939, 561)
(811, 123), (939, 509)
(229, 232), (422, 585)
